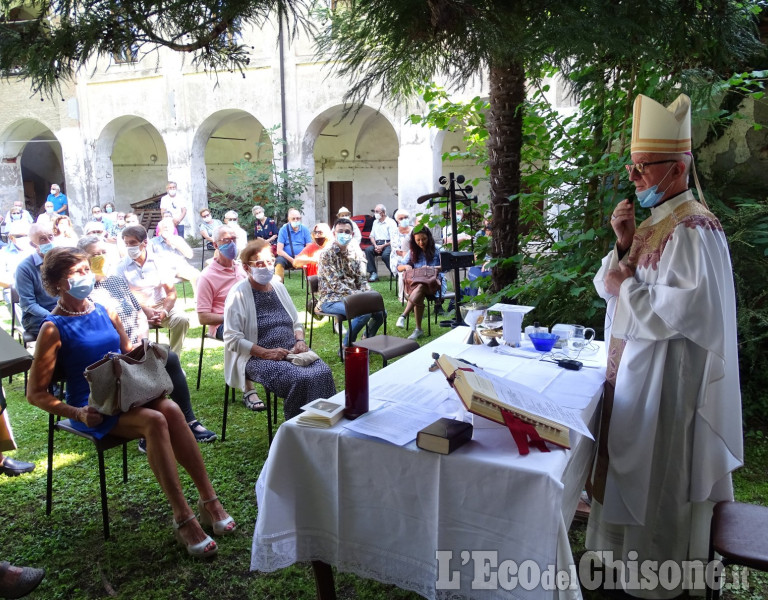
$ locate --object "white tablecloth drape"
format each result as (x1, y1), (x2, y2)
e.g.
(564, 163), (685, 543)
(252, 327), (605, 600)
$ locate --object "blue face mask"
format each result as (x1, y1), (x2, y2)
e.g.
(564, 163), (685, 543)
(38, 242), (54, 255)
(336, 233), (352, 246)
(218, 241), (237, 260)
(67, 273), (95, 300)
(636, 165), (674, 208)
(399, 219), (410, 228)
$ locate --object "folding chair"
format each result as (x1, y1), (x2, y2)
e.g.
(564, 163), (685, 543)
(343, 290), (419, 367)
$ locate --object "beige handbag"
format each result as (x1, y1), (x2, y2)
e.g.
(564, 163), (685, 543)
(84, 339), (174, 415)
(286, 350), (321, 366)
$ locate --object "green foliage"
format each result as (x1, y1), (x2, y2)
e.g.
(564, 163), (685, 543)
(210, 124), (312, 231)
(0, 0), (310, 97)
(708, 195), (768, 426)
(412, 60), (768, 427)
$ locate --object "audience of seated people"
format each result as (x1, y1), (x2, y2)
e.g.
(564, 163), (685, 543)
(28, 247), (234, 558)
(78, 235), (216, 445)
(2, 201), (460, 577)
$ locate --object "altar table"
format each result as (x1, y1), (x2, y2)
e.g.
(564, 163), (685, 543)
(251, 326), (605, 600)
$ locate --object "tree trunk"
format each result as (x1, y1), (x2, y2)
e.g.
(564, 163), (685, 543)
(487, 60), (525, 296)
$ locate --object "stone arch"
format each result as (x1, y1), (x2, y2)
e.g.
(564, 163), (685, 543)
(95, 115), (168, 212)
(190, 109), (273, 223)
(301, 104), (400, 222)
(0, 119), (64, 215)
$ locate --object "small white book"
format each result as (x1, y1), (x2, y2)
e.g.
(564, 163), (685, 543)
(297, 398), (345, 428)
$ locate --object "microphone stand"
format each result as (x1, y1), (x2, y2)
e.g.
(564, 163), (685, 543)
(424, 172), (477, 329)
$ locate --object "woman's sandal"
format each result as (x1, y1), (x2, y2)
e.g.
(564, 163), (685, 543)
(198, 496), (237, 536)
(173, 515), (218, 557)
(242, 389), (266, 412)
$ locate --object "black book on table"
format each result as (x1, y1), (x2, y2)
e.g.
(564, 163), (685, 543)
(417, 418), (473, 455)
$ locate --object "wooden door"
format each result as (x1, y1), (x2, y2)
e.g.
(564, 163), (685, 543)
(328, 181), (353, 220)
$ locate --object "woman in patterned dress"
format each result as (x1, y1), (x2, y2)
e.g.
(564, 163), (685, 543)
(223, 239), (336, 419)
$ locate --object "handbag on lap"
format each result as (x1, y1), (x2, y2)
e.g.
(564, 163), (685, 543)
(84, 339), (174, 415)
(404, 266), (440, 296)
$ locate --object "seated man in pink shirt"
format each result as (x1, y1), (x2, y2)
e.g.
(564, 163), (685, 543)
(196, 225), (262, 411)
(197, 225), (245, 341)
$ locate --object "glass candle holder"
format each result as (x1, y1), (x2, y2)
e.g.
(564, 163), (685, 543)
(344, 346), (369, 420)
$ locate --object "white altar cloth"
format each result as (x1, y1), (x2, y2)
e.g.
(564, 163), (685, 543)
(251, 327), (605, 600)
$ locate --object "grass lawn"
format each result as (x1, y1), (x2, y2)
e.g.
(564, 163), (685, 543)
(1, 274), (766, 599)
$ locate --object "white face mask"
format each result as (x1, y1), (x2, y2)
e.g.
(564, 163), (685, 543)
(126, 245), (143, 259)
(250, 266), (274, 285)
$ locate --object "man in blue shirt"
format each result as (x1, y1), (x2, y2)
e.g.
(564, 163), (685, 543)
(275, 208), (312, 281)
(46, 184), (68, 215)
(15, 223), (57, 336)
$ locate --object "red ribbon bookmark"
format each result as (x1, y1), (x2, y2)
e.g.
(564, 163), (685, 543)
(501, 409), (550, 456)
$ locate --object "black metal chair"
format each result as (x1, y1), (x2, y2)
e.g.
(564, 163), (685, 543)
(404, 288), (456, 336)
(9, 285), (37, 388)
(196, 324), (210, 390)
(44, 378), (135, 540)
(307, 275), (343, 359)
(343, 290), (419, 367)
(222, 382), (280, 445)
(707, 501), (768, 600)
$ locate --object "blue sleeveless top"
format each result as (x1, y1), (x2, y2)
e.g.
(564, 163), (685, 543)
(44, 304), (121, 438)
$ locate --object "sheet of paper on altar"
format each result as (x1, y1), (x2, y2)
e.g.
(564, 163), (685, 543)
(343, 403), (444, 446)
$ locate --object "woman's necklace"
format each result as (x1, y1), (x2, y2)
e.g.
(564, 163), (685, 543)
(57, 299), (94, 316)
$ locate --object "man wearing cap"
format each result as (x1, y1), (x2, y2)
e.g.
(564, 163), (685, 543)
(587, 93), (741, 598)
(364, 204), (396, 282)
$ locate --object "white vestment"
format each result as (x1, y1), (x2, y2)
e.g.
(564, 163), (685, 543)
(587, 191), (742, 599)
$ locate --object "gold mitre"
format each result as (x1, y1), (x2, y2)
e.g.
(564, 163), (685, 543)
(631, 93), (691, 154)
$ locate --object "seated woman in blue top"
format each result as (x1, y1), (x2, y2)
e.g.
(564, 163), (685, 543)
(27, 247), (234, 558)
(394, 226), (447, 340)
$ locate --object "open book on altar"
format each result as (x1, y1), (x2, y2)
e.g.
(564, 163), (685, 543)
(436, 355), (593, 454)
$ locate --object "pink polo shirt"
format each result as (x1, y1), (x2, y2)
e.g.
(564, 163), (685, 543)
(196, 259), (246, 337)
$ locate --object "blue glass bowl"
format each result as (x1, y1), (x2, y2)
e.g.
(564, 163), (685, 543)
(529, 332), (559, 352)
